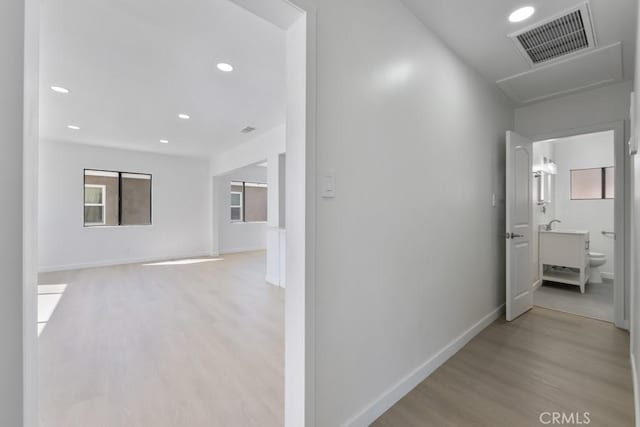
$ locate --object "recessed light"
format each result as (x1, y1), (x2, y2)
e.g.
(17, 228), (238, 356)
(217, 63), (234, 72)
(67, 125), (80, 130)
(51, 86), (70, 94)
(178, 113), (190, 120)
(160, 139), (169, 144)
(509, 6), (535, 23)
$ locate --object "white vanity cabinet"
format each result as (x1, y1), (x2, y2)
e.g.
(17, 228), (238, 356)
(539, 230), (590, 293)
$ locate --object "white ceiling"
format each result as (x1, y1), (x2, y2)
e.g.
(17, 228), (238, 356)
(400, 0), (637, 100)
(40, 0), (288, 158)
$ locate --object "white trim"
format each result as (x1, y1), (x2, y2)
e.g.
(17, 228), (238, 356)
(121, 173), (151, 180)
(230, 190), (243, 222)
(265, 274), (281, 286)
(38, 251), (212, 273)
(84, 184), (106, 225)
(343, 304), (505, 427)
(601, 272), (615, 281)
(219, 246), (267, 255)
(631, 354), (640, 427)
(85, 170), (118, 178)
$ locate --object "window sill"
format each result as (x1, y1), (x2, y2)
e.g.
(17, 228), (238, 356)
(83, 224), (154, 229)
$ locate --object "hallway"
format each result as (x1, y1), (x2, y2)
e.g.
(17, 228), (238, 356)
(374, 308), (634, 426)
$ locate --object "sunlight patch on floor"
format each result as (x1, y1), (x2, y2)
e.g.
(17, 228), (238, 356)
(142, 258), (224, 266)
(38, 284), (67, 336)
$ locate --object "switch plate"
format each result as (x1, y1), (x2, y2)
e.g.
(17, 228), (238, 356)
(322, 174), (335, 198)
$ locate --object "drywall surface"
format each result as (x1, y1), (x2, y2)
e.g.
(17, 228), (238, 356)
(39, 141), (211, 270)
(630, 3), (640, 422)
(514, 81), (632, 138)
(0, 0), (25, 424)
(216, 165), (268, 254)
(310, 0), (513, 425)
(552, 132), (616, 275)
(211, 125), (285, 176)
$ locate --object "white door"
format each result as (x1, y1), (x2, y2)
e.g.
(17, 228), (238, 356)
(506, 131), (535, 321)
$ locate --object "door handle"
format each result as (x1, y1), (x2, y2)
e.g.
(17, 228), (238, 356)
(505, 232), (524, 239)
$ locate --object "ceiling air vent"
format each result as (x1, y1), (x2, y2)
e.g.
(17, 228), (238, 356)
(241, 126), (256, 134)
(509, 2), (597, 67)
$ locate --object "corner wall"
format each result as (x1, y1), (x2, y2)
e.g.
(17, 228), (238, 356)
(311, 0), (513, 425)
(0, 0), (25, 424)
(38, 141), (212, 271)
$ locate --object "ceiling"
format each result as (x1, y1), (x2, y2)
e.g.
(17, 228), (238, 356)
(400, 0), (637, 103)
(40, 0), (288, 158)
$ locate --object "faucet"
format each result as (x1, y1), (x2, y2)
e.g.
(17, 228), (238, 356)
(544, 219), (561, 231)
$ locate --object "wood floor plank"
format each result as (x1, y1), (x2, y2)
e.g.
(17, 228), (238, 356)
(38, 251), (283, 427)
(373, 307), (634, 427)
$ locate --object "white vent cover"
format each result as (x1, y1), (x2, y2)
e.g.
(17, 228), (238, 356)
(509, 2), (597, 67)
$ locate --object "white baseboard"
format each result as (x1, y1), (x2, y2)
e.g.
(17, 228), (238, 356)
(220, 246), (267, 255)
(601, 272), (615, 281)
(343, 304), (505, 427)
(632, 353), (640, 427)
(265, 274), (281, 287)
(39, 251), (212, 272)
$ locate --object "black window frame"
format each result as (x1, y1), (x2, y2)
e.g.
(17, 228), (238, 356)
(229, 181), (267, 223)
(569, 166), (614, 201)
(83, 168), (153, 227)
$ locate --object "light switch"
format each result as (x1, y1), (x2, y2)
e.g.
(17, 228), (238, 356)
(492, 193), (496, 207)
(322, 174), (335, 198)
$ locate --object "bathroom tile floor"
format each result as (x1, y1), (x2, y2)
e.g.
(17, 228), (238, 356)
(534, 280), (613, 322)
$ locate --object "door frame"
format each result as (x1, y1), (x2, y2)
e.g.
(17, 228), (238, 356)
(22, 2), (319, 427)
(529, 120), (628, 329)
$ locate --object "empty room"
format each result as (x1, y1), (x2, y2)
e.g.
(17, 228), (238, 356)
(34, 0), (296, 426)
(5, 0), (640, 427)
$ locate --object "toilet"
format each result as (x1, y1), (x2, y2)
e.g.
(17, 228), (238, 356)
(589, 252), (607, 284)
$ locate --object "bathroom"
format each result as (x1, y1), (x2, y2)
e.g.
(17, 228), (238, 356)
(532, 130), (615, 322)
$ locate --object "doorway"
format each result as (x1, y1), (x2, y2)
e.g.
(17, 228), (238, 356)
(506, 122), (627, 328)
(23, 0), (315, 426)
(532, 130), (616, 322)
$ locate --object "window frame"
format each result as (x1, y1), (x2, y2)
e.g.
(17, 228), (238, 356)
(229, 181), (267, 224)
(83, 169), (153, 228)
(569, 166), (615, 201)
(230, 190), (244, 222)
(83, 184), (107, 226)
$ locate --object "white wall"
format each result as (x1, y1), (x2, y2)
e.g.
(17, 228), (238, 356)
(552, 132), (616, 276)
(39, 141), (212, 271)
(630, 1), (640, 423)
(311, 1), (513, 425)
(0, 0), (25, 424)
(211, 125), (285, 176)
(515, 81), (632, 138)
(216, 165), (268, 254)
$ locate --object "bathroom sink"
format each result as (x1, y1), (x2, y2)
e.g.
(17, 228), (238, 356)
(540, 229), (589, 235)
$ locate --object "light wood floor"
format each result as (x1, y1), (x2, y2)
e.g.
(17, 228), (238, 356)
(38, 251), (283, 427)
(374, 307), (634, 427)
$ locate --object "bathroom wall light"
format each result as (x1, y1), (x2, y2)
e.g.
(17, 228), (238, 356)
(160, 139), (169, 144)
(178, 113), (190, 120)
(67, 125), (80, 130)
